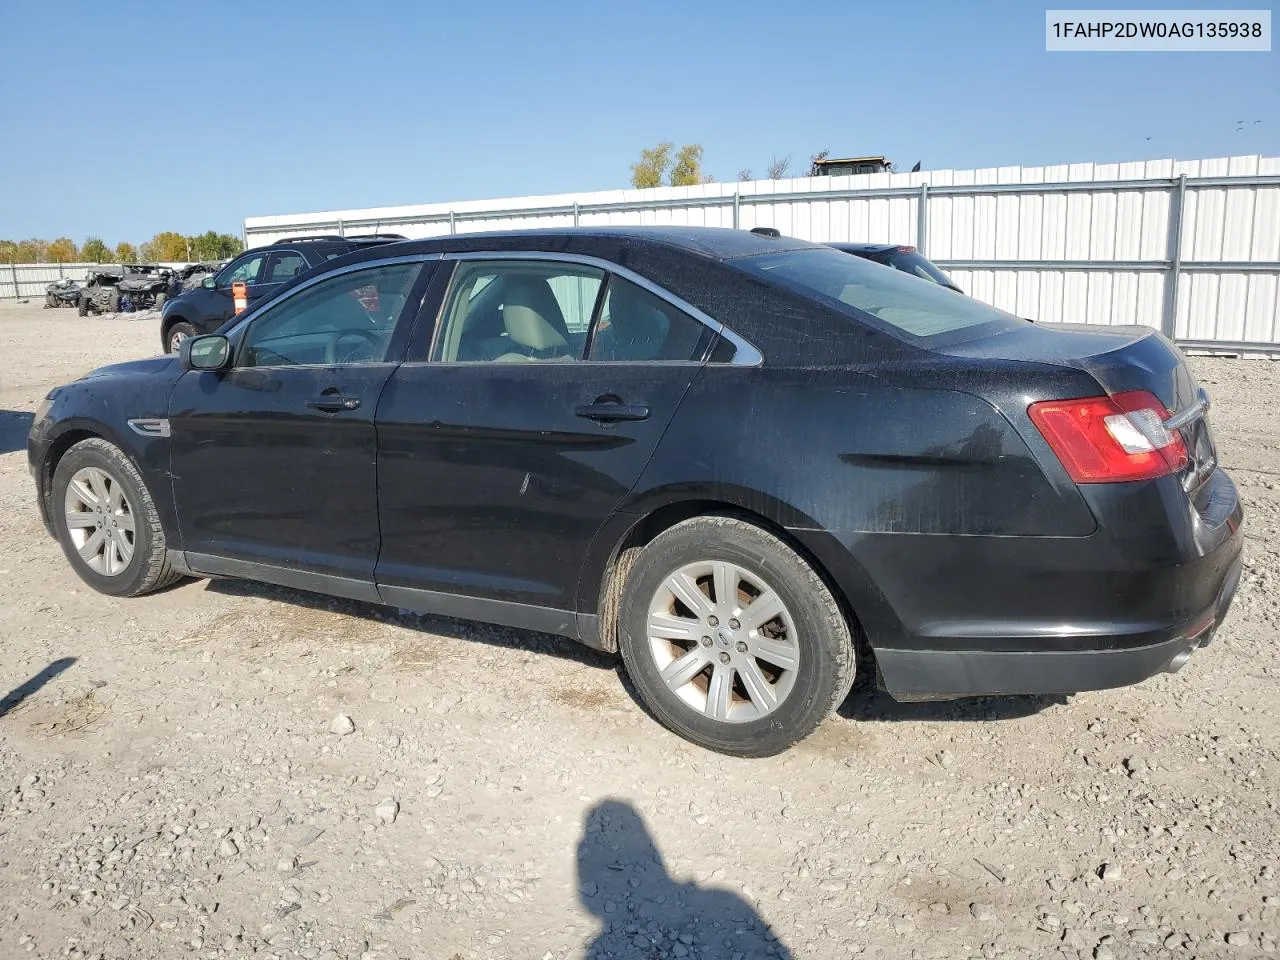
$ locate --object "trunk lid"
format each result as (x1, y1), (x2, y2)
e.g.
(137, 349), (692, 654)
(941, 322), (1217, 492)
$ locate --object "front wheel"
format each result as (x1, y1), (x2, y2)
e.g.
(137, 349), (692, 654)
(617, 515), (855, 757)
(51, 438), (184, 597)
(77, 296), (89, 317)
(166, 321), (196, 353)
(154, 291), (167, 309)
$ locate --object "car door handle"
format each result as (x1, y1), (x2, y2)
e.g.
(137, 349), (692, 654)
(307, 395), (361, 412)
(575, 401), (650, 422)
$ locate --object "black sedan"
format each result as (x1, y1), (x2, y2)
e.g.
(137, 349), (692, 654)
(27, 227), (1243, 756)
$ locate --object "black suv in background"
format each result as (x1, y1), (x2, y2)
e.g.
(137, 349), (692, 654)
(159, 234), (406, 352)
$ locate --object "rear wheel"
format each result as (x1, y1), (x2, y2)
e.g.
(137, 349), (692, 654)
(617, 515), (855, 757)
(106, 289), (121, 313)
(77, 296), (89, 317)
(166, 321), (196, 353)
(51, 438), (183, 598)
(44, 293), (56, 309)
(154, 291), (167, 309)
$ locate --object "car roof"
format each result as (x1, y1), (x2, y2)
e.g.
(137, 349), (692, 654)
(324, 225), (822, 265)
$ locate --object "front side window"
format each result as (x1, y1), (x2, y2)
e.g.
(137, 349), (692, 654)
(219, 254), (265, 287)
(435, 261), (604, 363)
(238, 261), (422, 368)
(587, 277), (708, 362)
(738, 247), (1016, 340)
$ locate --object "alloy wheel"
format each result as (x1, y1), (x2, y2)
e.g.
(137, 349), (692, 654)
(63, 466), (135, 576)
(646, 560), (800, 723)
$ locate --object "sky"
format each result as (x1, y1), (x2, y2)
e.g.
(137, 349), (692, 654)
(0, 0), (1276, 245)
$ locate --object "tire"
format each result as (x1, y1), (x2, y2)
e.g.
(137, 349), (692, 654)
(77, 296), (89, 317)
(616, 515), (855, 757)
(154, 291), (167, 309)
(106, 289), (121, 313)
(51, 438), (184, 598)
(166, 321), (197, 354)
(45, 293), (56, 309)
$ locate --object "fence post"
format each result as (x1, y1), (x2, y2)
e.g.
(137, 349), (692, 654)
(337, 218), (345, 238)
(1161, 173), (1187, 339)
(572, 201), (580, 227)
(448, 211), (456, 235)
(916, 184), (929, 255)
(10, 261), (18, 301)
(58, 261), (64, 279)
(732, 189), (740, 229)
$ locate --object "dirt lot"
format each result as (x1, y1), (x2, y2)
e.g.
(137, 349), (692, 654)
(0, 301), (1277, 960)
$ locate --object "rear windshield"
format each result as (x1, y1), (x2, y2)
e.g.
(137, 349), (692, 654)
(882, 251), (957, 290)
(737, 247), (1014, 340)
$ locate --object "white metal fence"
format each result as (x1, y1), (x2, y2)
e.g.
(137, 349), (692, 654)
(1, 261), (191, 302)
(236, 153), (1274, 353)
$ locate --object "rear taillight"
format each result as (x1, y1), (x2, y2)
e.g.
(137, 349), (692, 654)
(1028, 390), (1188, 483)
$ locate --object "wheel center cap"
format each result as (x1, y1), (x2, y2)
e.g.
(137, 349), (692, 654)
(715, 627), (734, 647)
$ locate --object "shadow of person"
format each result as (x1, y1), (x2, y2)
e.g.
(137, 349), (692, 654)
(577, 799), (793, 959)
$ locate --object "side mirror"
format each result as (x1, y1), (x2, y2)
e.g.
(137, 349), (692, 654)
(182, 334), (231, 372)
(202, 276), (217, 290)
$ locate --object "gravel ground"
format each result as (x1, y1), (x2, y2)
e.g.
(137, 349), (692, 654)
(0, 302), (1277, 960)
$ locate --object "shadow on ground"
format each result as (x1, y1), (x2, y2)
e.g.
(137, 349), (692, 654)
(205, 577), (616, 670)
(0, 657), (77, 719)
(0, 410), (34, 455)
(204, 579), (1064, 727)
(576, 799), (793, 959)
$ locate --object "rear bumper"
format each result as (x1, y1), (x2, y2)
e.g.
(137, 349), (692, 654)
(794, 468), (1244, 701)
(875, 550), (1241, 699)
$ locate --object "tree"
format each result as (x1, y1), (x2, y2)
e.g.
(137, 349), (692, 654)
(190, 230), (242, 260)
(142, 231), (188, 262)
(669, 144), (705, 187)
(808, 149), (830, 175)
(766, 154), (792, 180)
(0, 240), (15, 262)
(115, 241), (138, 262)
(14, 239), (48, 263)
(81, 237), (110, 262)
(46, 237), (78, 262)
(631, 141), (673, 189)
(737, 169), (753, 182)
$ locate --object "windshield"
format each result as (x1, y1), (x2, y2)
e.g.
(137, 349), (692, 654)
(737, 247), (1017, 340)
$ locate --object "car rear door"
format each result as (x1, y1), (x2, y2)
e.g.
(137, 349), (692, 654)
(373, 254), (722, 622)
(168, 255), (436, 595)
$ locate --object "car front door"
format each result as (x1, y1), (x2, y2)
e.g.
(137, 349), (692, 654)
(374, 255), (721, 626)
(169, 256), (435, 597)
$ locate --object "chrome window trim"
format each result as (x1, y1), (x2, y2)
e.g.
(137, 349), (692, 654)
(223, 253), (443, 351)
(436, 250), (763, 366)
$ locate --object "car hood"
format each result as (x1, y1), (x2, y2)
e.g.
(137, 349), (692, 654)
(81, 355), (178, 381)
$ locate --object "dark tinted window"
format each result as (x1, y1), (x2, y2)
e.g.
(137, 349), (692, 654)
(738, 248), (1012, 339)
(264, 252), (308, 283)
(588, 278), (706, 362)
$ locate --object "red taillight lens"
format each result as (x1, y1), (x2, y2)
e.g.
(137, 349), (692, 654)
(1028, 390), (1188, 483)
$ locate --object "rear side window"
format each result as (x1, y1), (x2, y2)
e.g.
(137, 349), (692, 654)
(587, 277), (707, 362)
(738, 247), (1011, 340)
(263, 252), (308, 283)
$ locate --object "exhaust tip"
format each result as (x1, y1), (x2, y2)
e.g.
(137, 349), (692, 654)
(1164, 647), (1195, 674)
